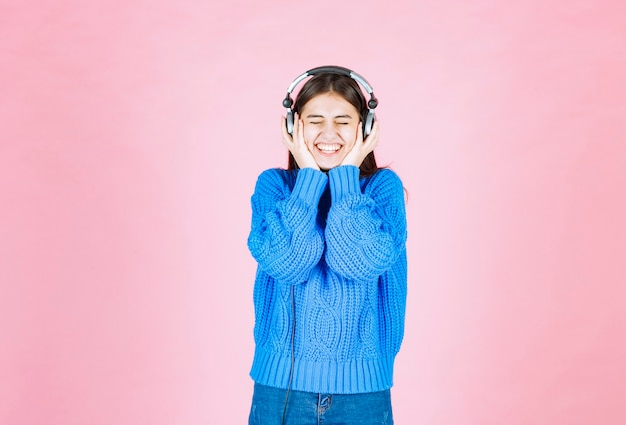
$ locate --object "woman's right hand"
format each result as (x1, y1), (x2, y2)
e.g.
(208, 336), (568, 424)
(281, 113), (320, 170)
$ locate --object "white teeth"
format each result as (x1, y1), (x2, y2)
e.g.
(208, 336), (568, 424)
(317, 143), (341, 153)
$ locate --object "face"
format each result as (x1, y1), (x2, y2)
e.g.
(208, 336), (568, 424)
(299, 92), (361, 171)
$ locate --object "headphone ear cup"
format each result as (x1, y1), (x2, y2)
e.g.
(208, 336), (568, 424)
(286, 110), (294, 135)
(363, 110), (375, 137)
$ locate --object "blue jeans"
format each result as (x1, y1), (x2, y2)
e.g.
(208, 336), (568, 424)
(248, 383), (394, 425)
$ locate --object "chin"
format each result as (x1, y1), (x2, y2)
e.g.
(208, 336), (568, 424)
(317, 162), (341, 171)
(315, 156), (344, 171)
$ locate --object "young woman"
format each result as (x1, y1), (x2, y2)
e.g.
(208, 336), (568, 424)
(247, 66), (408, 425)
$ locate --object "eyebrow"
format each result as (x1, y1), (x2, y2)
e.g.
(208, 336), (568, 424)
(305, 114), (355, 119)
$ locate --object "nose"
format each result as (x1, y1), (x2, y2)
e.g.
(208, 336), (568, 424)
(319, 122), (338, 141)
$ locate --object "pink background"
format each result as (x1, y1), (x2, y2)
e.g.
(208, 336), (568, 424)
(1, 0), (625, 424)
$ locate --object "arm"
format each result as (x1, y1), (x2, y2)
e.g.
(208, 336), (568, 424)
(248, 168), (328, 285)
(325, 166), (407, 281)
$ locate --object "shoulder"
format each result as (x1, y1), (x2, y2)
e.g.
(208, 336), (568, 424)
(363, 168), (404, 195)
(254, 168), (297, 195)
(256, 168), (293, 185)
(371, 168), (403, 183)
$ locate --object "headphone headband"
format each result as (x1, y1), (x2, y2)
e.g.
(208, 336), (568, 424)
(283, 65), (378, 135)
(285, 66), (375, 97)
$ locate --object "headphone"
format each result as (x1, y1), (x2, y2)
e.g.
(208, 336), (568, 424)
(282, 65), (378, 136)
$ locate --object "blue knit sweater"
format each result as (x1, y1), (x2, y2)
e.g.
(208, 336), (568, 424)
(248, 165), (407, 394)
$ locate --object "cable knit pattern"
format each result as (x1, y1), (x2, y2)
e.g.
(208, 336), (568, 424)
(248, 165), (407, 394)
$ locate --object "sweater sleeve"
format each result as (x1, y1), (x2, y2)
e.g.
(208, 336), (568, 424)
(248, 168), (328, 285)
(325, 166), (407, 281)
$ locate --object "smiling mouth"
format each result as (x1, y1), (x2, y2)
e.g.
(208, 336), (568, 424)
(316, 143), (342, 154)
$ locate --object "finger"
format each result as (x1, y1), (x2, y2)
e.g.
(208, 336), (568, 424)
(364, 120), (380, 148)
(297, 116), (305, 144)
(356, 121), (364, 144)
(292, 112), (302, 141)
(294, 114), (308, 148)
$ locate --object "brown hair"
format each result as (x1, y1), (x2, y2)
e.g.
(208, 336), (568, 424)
(287, 73), (380, 177)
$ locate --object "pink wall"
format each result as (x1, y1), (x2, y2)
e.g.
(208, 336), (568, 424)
(1, 1), (624, 424)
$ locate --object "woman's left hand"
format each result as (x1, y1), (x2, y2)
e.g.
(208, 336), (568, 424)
(341, 120), (379, 168)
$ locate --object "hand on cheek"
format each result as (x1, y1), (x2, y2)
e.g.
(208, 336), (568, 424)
(281, 113), (320, 170)
(341, 120), (379, 168)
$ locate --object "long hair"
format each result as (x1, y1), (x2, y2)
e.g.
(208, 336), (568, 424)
(287, 73), (380, 177)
